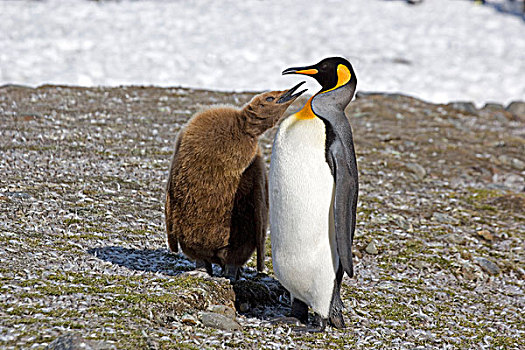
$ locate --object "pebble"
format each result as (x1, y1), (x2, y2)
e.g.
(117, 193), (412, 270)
(511, 158), (525, 171)
(461, 264), (477, 281)
(365, 240), (379, 255)
(208, 304), (236, 320)
(181, 314), (198, 325)
(392, 214), (410, 230)
(476, 230), (494, 242)
(497, 154), (524, 170)
(413, 260), (425, 269)
(201, 312), (241, 331)
(474, 257), (500, 276)
(432, 212), (459, 225)
(498, 155), (512, 166)
(506, 101), (525, 119)
(442, 233), (464, 244)
(405, 162), (426, 180)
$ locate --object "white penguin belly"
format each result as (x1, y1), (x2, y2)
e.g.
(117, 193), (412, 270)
(269, 116), (338, 318)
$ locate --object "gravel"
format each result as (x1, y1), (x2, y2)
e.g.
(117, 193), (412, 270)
(1, 85), (523, 349)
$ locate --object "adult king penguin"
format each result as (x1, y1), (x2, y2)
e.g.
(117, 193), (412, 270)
(269, 57), (358, 331)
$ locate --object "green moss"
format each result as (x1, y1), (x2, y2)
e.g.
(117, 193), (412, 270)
(463, 187), (502, 213)
(64, 218), (83, 226)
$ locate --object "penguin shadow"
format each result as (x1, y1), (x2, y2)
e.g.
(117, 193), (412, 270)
(87, 246), (292, 320)
(87, 246), (195, 276)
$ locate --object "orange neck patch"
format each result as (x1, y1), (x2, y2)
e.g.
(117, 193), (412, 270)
(322, 64), (351, 93)
(295, 96), (316, 120)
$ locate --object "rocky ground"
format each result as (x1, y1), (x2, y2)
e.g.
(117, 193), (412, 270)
(0, 85), (523, 349)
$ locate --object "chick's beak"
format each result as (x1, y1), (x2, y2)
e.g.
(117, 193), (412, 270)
(277, 81), (307, 104)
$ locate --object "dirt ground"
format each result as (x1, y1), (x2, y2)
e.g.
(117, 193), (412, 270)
(1, 85), (523, 349)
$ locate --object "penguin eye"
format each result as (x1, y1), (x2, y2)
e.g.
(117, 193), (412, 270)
(265, 97), (275, 102)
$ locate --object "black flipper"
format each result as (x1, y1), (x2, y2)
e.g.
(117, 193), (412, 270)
(310, 82), (359, 279)
(329, 137), (358, 278)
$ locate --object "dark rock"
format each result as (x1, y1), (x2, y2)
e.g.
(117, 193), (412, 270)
(46, 334), (109, 350)
(201, 312), (241, 331)
(447, 101), (478, 115)
(231, 274), (288, 316)
(475, 257), (500, 275)
(233, 279), (274, 310)
(239, 302), (250, 313)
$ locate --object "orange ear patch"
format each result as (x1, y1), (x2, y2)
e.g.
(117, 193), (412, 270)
(323, 64), (351, 93)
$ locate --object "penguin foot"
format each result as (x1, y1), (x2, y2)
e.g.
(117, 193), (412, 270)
(311, 314), (328, 331)
(292, 321), (327, 333)
(292, 315), (327, 333)
(195, 260), (213, 276)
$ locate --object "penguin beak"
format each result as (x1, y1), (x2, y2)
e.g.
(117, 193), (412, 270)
(282, 66), (319, 76)
(277, 81), (308, 104)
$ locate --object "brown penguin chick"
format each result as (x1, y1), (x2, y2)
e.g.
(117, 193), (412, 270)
(165, 82), (307, 280)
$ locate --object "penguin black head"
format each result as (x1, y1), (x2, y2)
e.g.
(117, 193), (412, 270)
(282, 57), (356, 93)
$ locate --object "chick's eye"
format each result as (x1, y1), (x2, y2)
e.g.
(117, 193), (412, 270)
(265, 97), (275, 102)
